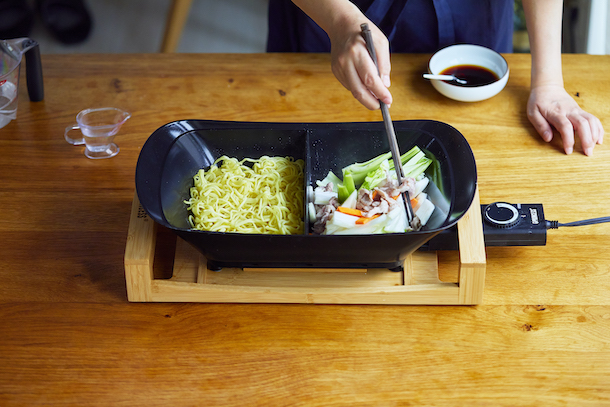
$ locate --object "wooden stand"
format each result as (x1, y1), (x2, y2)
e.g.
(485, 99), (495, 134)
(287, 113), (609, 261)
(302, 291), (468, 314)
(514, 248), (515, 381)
(124, 189), (486, 304)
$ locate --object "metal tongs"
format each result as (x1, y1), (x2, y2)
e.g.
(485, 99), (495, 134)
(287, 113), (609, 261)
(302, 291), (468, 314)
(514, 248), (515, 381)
(360, 23), (415, 226)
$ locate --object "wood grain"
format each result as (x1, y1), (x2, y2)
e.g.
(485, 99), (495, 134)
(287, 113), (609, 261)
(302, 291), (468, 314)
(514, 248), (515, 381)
(1, 53), (609, 405)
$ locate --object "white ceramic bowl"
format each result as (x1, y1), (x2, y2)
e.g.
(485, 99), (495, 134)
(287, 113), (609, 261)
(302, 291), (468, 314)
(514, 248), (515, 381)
(428, 44), (509, 102)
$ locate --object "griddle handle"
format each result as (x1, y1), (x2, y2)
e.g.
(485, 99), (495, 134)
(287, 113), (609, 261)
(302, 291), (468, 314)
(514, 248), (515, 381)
(25, 41), (44, 102)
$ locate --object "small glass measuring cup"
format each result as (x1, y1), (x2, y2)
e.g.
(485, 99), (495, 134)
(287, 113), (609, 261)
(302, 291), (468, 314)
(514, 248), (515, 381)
(65, 107), (131, 159)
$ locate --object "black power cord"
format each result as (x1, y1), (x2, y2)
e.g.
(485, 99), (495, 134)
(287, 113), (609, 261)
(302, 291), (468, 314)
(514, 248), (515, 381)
(546, 216), (610, 229)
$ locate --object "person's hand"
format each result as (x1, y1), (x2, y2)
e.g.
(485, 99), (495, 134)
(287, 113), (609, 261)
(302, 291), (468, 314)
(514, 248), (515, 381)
(527, 84), (604, 156)
(328, 20), (392, 110)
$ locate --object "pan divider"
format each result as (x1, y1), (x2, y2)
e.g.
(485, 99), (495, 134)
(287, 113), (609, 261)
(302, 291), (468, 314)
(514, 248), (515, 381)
(125, 189), (485, 304)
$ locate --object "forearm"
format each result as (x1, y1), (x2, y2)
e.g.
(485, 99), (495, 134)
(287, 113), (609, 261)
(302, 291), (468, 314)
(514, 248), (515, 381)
(289, 0), (367, 39)
(522, 0), (564, 87)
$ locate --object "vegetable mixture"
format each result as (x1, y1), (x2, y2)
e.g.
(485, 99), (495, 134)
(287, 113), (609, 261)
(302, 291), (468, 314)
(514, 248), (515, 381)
(309, 146), (436, 235)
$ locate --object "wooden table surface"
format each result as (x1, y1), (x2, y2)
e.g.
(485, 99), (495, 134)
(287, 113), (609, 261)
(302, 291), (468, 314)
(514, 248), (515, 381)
(1, 53), (609, 406)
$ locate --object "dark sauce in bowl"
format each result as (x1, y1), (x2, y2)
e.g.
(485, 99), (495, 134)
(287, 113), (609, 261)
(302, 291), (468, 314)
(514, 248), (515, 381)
(440, 65), (499, 87)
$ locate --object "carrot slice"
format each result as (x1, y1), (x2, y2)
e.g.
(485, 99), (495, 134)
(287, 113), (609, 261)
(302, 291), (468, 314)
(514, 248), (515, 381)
(391, 194), (418, 207)
(337, 206), (363, 217)
(356, 214), (381, 224)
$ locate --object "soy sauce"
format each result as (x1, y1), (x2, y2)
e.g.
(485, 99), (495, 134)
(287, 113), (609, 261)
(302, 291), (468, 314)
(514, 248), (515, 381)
(440, 65), (499, 87)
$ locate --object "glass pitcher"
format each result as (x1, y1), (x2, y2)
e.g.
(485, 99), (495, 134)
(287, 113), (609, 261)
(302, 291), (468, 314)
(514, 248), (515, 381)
(0, 38), (44, 129)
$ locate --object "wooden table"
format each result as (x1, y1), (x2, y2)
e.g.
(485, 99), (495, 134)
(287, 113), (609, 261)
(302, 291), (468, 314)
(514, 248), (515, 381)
(1, 53), (609, 405)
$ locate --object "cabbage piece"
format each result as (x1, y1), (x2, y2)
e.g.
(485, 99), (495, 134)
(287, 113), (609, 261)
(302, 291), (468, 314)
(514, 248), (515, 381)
(331, 214), (389, 235)
(361, 159), (390, 191)
(342, 151), (392, 186)
(360, 147), (432, 191)
(341, 190), (358, 210)
(415, 198), (435, 226)
(401, 150), (432, 179)
(383, 205), (409, 233)
(413, 177), (429, 198)
(308, 202), (317, 224)
(316, 171), (342, 191)
(327, 211), (358, 229)
(313, 189), (338, 205)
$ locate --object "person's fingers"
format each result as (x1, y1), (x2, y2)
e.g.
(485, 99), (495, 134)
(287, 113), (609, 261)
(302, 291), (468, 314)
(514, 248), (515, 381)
(373, 33), (391, 88)
(356, 57), (392, 106)
(567, 111), (595, 156)
(355, 33), (392, 107)
(352, 76), (383, 110)
(567, 111), (604, 155)
(547, 113), (576, 155)
(332, 56), (381, 110)
(583, 111), (604, 145)
(527, 106), (554, 142)
(594, 117), (604, 144)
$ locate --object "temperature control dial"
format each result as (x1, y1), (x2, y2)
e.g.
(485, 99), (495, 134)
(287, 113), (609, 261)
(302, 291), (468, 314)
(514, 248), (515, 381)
(484, 202), (520, 228)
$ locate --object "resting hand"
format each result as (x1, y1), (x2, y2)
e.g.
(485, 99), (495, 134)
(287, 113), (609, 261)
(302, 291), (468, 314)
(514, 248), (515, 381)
(328, 20), (392, 110)
(527, 85), (604, 156)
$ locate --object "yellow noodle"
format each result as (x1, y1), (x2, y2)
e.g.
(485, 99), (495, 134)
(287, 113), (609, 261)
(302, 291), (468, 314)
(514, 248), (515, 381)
(184, 155), (304, 234)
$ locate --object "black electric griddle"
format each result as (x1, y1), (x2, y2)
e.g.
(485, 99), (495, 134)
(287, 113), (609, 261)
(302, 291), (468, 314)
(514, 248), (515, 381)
(135, 120), (477, 270)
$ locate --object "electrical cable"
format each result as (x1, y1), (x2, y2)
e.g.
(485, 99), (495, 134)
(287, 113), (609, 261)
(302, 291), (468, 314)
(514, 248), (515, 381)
(546, 216), (610, 229)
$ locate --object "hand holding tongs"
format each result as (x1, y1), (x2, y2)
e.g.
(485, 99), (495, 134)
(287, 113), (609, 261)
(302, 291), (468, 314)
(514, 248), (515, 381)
(360, 23), (415, 226)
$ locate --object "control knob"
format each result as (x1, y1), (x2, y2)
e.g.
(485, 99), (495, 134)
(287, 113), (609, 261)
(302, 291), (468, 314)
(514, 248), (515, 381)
(484, 202), (520, 228)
